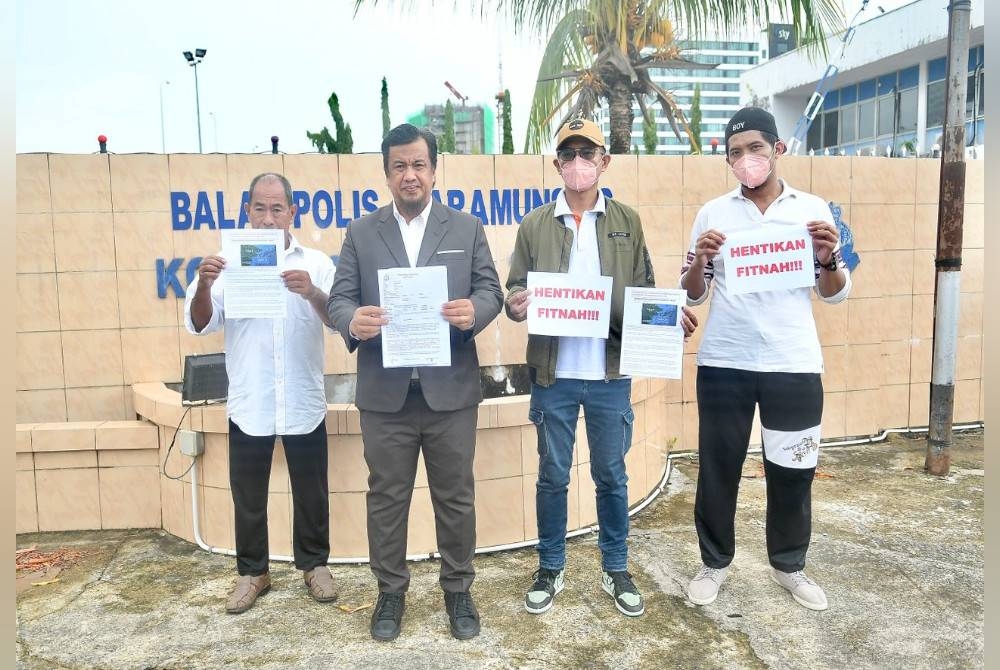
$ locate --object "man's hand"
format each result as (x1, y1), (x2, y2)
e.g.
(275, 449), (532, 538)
(807, 221), (838, 266)
(281, 269), (318, 299)
(441, 298), (476, 331)
(197, 255), (226, 289)
(680, 306), (699, 342)
(506, 290), (531, 322)
(693, 229), (726, 263)
(350, 306), (389, 341)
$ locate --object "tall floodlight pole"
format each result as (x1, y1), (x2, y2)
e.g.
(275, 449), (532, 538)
(926, 0), (972, 476)
(182, 49), (207, 153)
(159, 80), (170, 153)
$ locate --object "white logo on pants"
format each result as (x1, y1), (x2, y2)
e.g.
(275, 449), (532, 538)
(762, 425), (821, 469)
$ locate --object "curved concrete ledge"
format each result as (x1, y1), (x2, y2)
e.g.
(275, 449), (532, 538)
(134, 379), (676, 560)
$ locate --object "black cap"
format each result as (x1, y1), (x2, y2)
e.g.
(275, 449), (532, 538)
(724, 107), (779, 147)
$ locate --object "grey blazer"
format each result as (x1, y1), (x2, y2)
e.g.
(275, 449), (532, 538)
(327, 201), (503, 413)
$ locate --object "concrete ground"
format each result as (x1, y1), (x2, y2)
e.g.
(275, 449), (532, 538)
(16, 431), (983, 670)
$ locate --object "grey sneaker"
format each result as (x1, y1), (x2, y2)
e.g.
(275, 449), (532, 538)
(687, 565), (729, 605)
(601, 570), (645, 617)
(771, 568), (828, 611)
(524, 568), (564, 614)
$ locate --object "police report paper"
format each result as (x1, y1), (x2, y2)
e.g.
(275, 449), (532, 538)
(378, 266), (451, 368)
(619, 287), (686, 379)
(526, 271), (613, 338)
(221, 229), (287, 319)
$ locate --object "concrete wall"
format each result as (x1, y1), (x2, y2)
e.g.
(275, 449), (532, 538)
(16, 151), (985, 442)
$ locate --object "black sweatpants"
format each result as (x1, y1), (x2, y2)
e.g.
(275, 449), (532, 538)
(694, 366), (823, 573)
(229, 419), (330, 576)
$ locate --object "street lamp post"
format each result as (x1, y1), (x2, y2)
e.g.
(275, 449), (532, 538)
(159, 80), (170, 153)
(182, 49), (207, 153)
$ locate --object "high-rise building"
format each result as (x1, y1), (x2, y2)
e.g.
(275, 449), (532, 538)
(407, 104), (496, 155)
(595, 37), (761, 155)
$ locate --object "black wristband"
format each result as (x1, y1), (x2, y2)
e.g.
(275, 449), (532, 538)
(822, 256), (839, 272)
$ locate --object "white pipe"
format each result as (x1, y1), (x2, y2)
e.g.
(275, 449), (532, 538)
(187, 421), (984, 563)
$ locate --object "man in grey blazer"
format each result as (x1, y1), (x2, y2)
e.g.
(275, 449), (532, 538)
(327, 123), (503, 641)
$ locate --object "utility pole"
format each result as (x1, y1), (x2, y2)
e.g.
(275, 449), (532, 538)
(926, 0), (972, 476)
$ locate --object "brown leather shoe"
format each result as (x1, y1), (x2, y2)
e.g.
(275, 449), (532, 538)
(225, 573), (271, 614)
(303, 565), (338, 603)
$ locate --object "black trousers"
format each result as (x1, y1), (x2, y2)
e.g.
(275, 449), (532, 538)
(694, 366), (823, 573)
(228, 419), (330, 576)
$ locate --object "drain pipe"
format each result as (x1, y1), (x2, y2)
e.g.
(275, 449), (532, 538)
(187, 421), (983, 563)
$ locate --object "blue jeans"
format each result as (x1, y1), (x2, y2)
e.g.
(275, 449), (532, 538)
(529, 378), (634, 573)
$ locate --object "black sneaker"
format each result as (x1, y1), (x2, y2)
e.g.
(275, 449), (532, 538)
(524, 568), (565, 614)
(370, 592), (405, 641)
(444, 591), (480, 640)
(601, 570), (644, 616)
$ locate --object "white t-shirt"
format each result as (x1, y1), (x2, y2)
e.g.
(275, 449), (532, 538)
(681, 180), (851, 374)
(554, 191), (608, 381)
(184, 235), (336, 436)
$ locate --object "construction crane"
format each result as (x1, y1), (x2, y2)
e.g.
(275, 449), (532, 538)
(787, 0), (876, 155)
(444, 81), (468, 106)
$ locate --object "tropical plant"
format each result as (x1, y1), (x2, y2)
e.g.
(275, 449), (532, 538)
(501, 89), (515, 154)
(355, 1), (842, 153)
(381, 77), (391, 139)
(688, 82), (702, 154)
(306, 91), (354, 153)
(442, 99), (457, 152)
(642, 108), (658, 154)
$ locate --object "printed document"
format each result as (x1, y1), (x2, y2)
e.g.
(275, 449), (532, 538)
(221, 229), (287, 319)
(619, 287), (686, 379)
(378, 266), (451, 368)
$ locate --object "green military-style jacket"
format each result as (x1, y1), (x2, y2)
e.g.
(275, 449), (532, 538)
(505, 196), (656, 387)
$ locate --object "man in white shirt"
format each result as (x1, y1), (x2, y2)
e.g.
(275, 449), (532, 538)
(185, 172), (338, 614)
(680, 107), (851, 612)
(506, 119), (697, 618)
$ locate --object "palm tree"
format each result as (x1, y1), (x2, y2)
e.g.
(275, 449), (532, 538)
(354, 0), (844, 153)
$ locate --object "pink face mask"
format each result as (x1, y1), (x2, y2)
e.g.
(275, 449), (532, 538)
(730, 151), (774, 189)
(560, 156), (600, 192)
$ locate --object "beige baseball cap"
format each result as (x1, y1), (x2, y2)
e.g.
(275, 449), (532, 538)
(555, 118), (606, 149)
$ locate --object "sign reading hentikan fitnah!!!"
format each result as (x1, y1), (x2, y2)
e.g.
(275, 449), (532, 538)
(719, 225), (815, 295)
(155, 186), (614, 299)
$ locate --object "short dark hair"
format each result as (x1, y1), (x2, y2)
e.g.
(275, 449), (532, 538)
(247, 172), (293, 205)
(381, 123), (438, 174)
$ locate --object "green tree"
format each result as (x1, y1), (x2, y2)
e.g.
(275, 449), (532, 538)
(381, 77), (391, 140)
(502, 89), (515, 154)
(354, 1), (842, 154)
(642, 108), (658, 155)
(306, 91), (354, 153)
(442, 99), (456, 153)
(689, 83), (702, 154)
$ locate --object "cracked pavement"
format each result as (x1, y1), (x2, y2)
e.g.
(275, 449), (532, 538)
(16, 432), (983, 669)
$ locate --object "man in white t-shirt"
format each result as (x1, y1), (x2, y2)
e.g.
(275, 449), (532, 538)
(680, 107), (851, 612)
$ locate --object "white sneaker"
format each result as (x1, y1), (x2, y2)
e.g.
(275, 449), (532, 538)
(687, 565), (729, 605)
(771, 568), (828, 611)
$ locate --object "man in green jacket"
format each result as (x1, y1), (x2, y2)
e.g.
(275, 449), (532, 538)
(506, 118), (696, 617)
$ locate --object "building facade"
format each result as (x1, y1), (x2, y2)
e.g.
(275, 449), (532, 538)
(740, 0), (985, 157)
(407, 103), (496, 155)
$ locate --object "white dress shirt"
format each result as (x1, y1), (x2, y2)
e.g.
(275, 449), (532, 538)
(553, 190), (609, 381)
(681, 180), (852, 374)
(393, 199), (434, 267)
(184, 234), (336, 436)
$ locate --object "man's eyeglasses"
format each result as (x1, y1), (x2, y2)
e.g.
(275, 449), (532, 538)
(557, 147), (603, 162)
